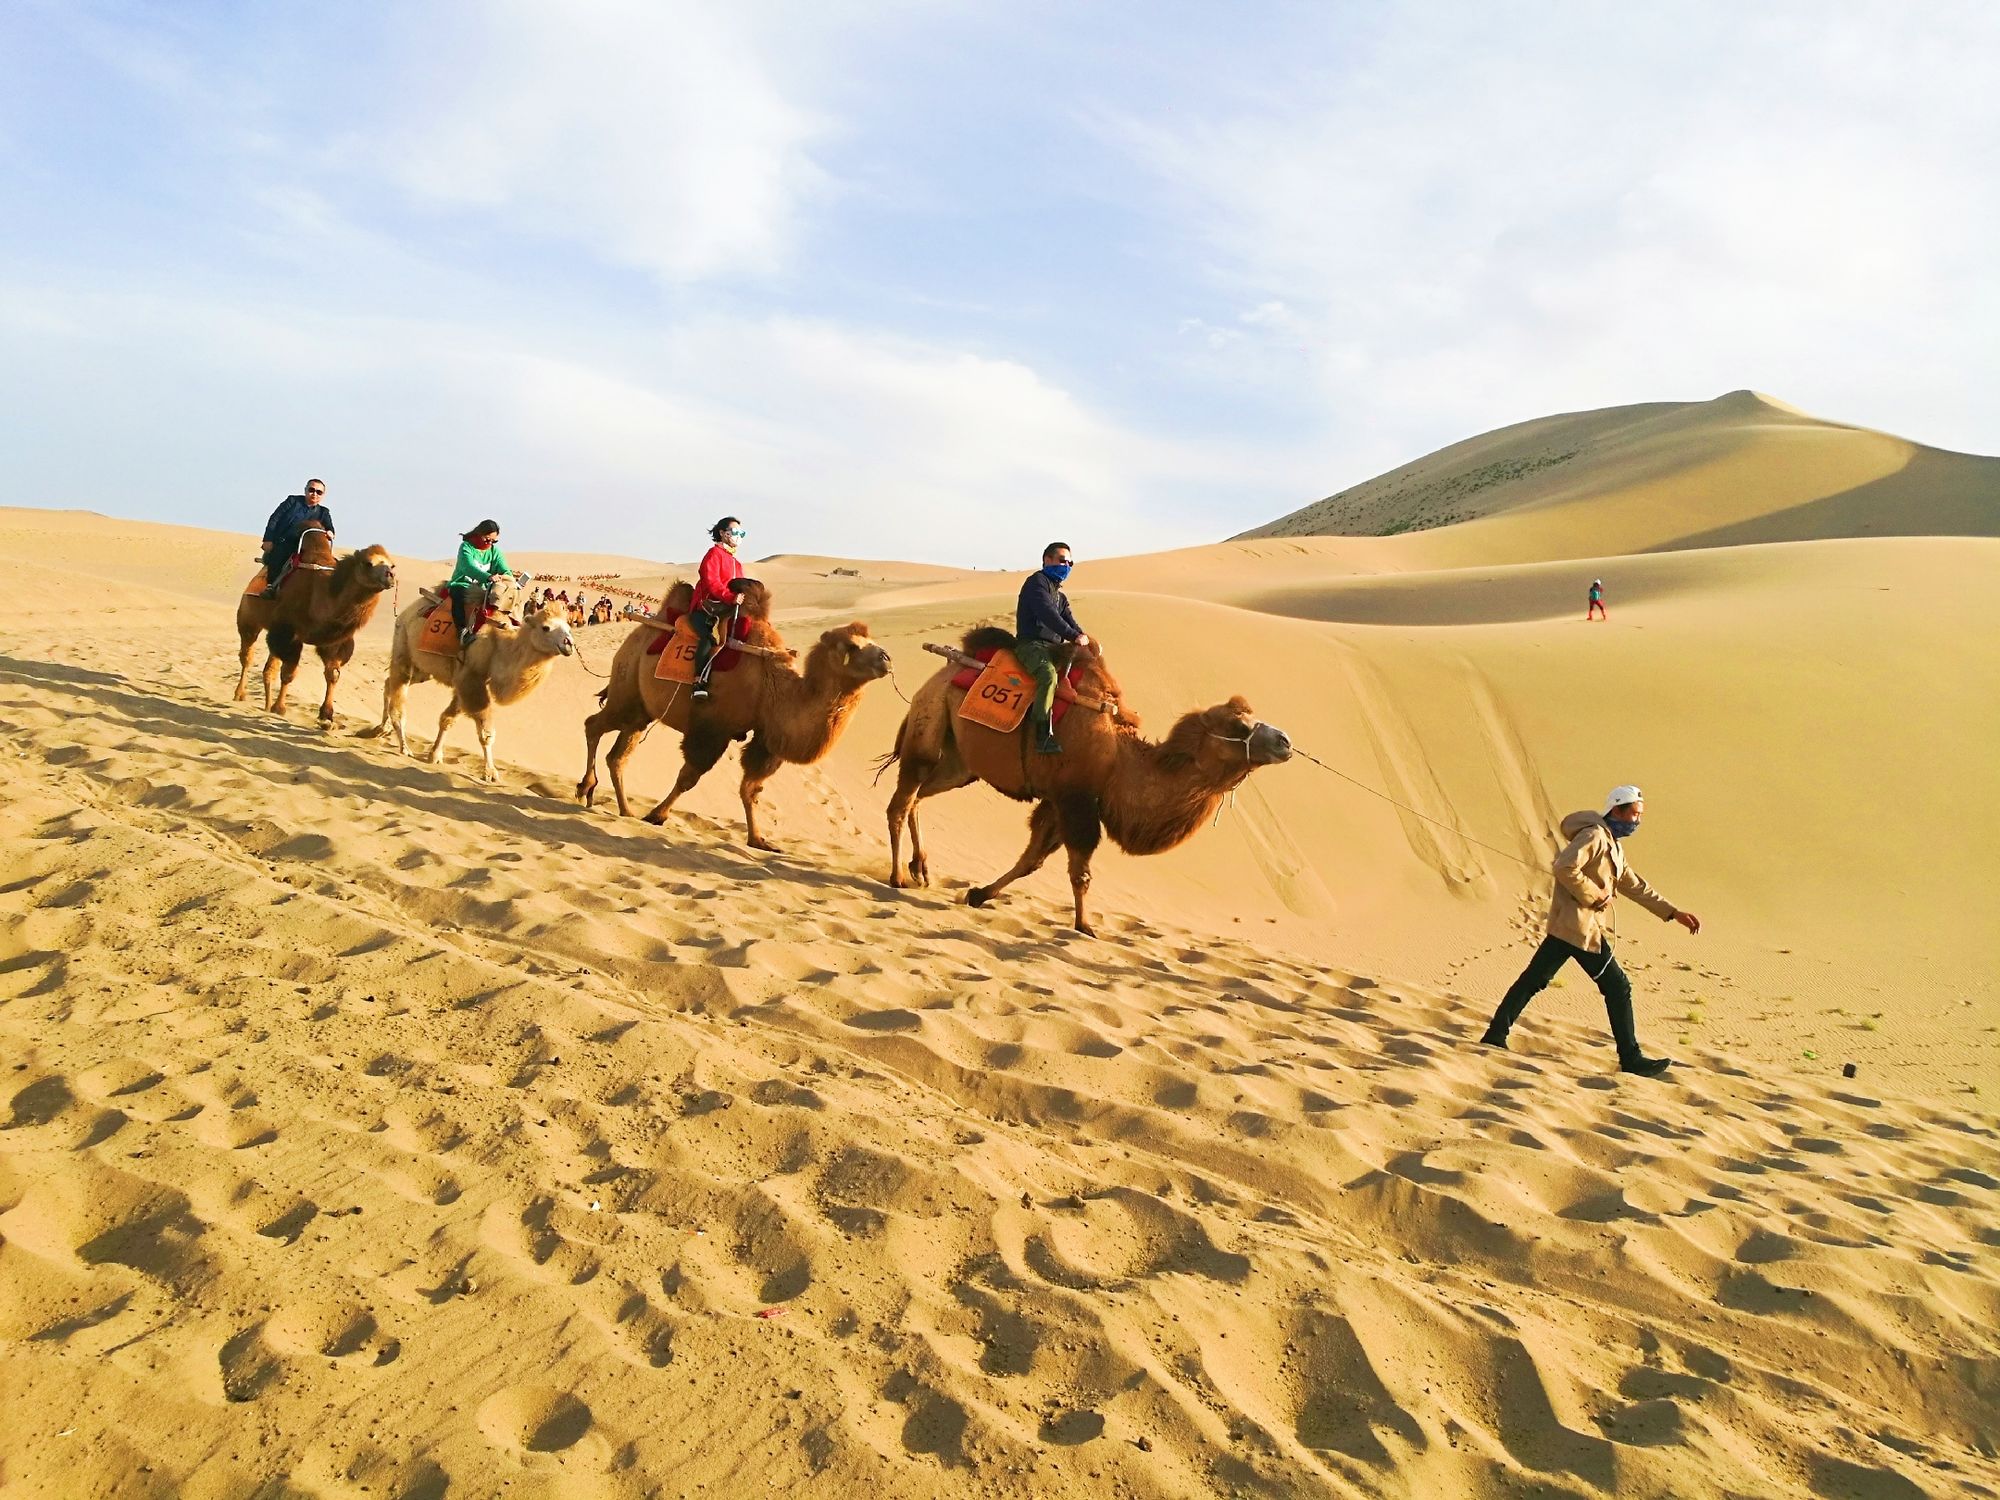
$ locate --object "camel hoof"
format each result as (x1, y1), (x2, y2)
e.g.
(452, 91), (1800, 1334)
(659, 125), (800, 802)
(748, 838), (779, 853)
(641, 810), (668, 827)
(1074, 923), (1098, 938)
(966, 888), (991, 909)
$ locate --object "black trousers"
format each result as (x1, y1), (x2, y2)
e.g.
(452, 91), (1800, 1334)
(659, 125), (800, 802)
(1485, 934), (1642, 1062)
(449, 584), (477, 634)
(689, 603), (727, 682)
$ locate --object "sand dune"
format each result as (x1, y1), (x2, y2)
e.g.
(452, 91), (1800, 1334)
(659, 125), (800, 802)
(3, 388), (1997, 1498)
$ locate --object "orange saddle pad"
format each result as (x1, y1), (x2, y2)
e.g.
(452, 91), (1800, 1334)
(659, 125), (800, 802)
(243, 568), (269, 596)
(957, 649), (1034, 733)
(652, 615), (704, 683)
(415, 602), (460, 658)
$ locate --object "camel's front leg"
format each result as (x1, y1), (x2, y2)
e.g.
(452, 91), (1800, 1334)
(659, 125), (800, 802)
(266, 636), (302, 715)
(641, 727), (730, 826)
(317, 641), (354, 727)
(966, 800), (1064, 911)
(738, 735), (784, 852)
(381, 670), (412, 755)
(1057, 792), (1104, 937)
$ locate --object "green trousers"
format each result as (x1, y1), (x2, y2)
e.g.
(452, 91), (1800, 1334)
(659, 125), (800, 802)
(1014, 639), (1063, 718)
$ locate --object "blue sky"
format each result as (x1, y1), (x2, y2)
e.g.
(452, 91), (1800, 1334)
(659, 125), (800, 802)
(2, 1), (1994, 566)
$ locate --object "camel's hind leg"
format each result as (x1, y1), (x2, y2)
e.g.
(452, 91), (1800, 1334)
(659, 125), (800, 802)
(577, 701), (629, 809)
(604, 728), (647, 818)
(234, 628), (258, 702)
(641, 726), (731, 826)
(966, 800), (1064, 912)
(738, 733), (784, 853)
(428, 695), (463, 764)
(266, 627), (302, 715)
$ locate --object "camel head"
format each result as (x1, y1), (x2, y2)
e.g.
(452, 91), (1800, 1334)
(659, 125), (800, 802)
(1163, 696), (1293, 772)
(806, 622), (891, 687)
(333, 544), (396, 594)
(521, 599), (576, 657)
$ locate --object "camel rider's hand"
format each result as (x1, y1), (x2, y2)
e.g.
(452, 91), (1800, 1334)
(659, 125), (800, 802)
(1673, 910), (1702, 935)
(1075, 633), (1090, 648)
(1589, 895), (1612, 911)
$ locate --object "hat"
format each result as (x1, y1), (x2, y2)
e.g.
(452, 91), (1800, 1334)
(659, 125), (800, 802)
(1604, 784), (1643, 814)
(1592, 578), (1602, 585)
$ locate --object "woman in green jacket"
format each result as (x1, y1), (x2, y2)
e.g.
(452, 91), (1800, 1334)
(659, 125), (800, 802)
(449, 519), (521, 647)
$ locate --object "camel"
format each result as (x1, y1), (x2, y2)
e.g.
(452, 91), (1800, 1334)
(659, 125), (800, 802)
(879, 629), (1293, 935)
(576, 580), (892, 850)
(234, 527), (397, 724)
(358, 585), (574, 782)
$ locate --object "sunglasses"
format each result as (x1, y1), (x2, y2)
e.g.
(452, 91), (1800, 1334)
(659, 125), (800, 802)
(307, 488), (325, 496)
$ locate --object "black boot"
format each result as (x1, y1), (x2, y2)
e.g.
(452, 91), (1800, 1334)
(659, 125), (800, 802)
(1620, 1053), (1672, 1077)
(1596, 945), (1671, 1076)
(1030, 709), (1062, 754)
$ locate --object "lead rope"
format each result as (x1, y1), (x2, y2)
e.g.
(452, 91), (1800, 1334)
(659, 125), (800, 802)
(1289, 745), (1550, 876)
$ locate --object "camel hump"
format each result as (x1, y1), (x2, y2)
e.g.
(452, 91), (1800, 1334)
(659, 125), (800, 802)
(961, 625), (1015, 654)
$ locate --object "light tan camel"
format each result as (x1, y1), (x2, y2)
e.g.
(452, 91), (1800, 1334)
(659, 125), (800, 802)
(233, 527), (397, 724)
(576, 580), (892, 850)
(358, 587), (574, 782)
(879, 628), (1292, 935)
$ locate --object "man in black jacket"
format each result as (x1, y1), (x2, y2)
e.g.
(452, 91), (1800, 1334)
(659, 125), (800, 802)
(258, 480), (334, 598)
(1014, 541), (1089, 754)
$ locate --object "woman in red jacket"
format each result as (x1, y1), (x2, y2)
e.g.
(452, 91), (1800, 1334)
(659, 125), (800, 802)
(690, 516), (746, 699)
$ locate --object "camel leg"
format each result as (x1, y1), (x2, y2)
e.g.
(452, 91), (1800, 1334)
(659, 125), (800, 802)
(966, 800), (1064, 911)
(428, 695), (462, 764)
(886, 756), (931, 889)
(641, 726), (731, 826)
(605, 728), (646, 818)
(739, 734), (784, 853)
(1056, 792), (1104, 937)
(371, 665), (413, 755)
(577, 703), (623, 808)
(473, 707), (498, 783)
(234, 630), (258, 702)
(266, 627), (303, 715)
(317, 640), (354, 727)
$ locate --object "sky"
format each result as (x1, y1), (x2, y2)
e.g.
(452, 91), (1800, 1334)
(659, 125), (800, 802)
(2, 1), (1995, 567)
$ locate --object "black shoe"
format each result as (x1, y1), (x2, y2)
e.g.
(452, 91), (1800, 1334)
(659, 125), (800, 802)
(459, 628), (475, 648)
(1478, 1029), (1509, 1050)
(1620, 1053), (1672, 1077)
(261, 585), (282, 600)
(691, 684), (710, 701)
(1030, 712), (1063, 754)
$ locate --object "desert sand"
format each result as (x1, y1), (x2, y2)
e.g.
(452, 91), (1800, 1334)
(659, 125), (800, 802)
(2, 391), (1997, 1497)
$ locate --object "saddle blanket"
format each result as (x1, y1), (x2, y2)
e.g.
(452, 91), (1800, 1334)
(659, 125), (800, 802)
(415, 601), (461, 658)
(243, 567), (271, 596)
(951, 647), (1084, 733)
(647, 608), (750, 683)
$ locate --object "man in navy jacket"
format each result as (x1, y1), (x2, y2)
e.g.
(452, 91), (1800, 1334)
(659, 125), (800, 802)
(259, 479), (334, 597)
(1014, 542), (1089, 754)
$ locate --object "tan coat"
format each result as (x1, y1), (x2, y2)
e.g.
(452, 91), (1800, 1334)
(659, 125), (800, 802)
(1544, 809), (1679, 952)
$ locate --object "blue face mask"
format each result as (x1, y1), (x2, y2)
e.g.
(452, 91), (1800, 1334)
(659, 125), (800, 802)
(1043, 562), (1072, 583)
(1606, 817), (1639, 839)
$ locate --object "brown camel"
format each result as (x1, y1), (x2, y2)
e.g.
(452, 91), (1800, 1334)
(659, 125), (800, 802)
(358, 587), (574, 781)
(576, 580), (892, 850)
(879, 629), (1292, 935)
(234, 527), (397, 724)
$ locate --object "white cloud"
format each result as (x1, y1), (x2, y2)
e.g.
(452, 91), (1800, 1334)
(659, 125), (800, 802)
(358, 0), (833, 282)
(1110, 4), (2000, 466)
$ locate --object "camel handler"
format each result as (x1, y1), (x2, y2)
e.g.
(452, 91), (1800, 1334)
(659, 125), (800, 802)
(257, 479), (333, 598)
(448, 519), (523, 648)
(1479, 785), (1701, 1077)
(1016, 541), (1088, 755)
(689, 516), (751, 701)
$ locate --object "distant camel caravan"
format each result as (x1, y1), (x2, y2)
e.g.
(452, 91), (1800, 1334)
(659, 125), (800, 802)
(359, 579), (574, 782)
(234, 524), (397, 724)
(577, 579), (892, 850)
(880, 627), (1292, 935)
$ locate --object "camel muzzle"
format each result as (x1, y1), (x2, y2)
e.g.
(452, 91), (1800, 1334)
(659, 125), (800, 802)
(1250, 724), (1293, 765)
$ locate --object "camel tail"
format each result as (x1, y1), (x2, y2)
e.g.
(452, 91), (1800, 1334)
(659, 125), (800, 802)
(870, 717), (909, 786)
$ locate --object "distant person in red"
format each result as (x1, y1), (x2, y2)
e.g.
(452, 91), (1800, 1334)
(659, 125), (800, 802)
(690, 516), (750, 700)
(1587, 577), (1606, 621)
